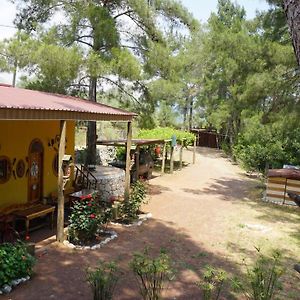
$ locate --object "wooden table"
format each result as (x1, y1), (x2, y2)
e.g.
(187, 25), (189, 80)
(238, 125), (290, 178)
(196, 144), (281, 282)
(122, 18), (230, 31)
(14, 204), (55, 238)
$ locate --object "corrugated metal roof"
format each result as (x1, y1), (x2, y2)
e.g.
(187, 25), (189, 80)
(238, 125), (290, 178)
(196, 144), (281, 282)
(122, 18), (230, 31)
(0, 85), (136, 121)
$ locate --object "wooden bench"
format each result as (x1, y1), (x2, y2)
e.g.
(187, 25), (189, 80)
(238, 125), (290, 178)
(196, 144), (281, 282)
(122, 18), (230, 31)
(14, 204), (55, 238)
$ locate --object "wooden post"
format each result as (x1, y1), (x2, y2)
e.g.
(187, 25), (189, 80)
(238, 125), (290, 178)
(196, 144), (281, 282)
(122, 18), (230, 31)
(193, 137), (196, 164)
(170, 146), (174, 174)
(135, 145), (140, 182)
(179, 140), (183, 170)
(57, 120), (66, 243)
(124, 121), (132, 200)
(161, 142), (167, 174)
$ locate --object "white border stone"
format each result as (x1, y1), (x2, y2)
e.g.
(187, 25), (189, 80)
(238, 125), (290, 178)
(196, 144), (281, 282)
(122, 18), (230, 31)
(63, 230), (118, 250)
(110, 212), (152, 227)
(0, 276), (30, 294)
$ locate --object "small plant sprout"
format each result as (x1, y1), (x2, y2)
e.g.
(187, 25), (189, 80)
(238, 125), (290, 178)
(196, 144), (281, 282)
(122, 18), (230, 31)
(245, 249), (285, 300)
(121, 180), (148, 222)
(130, 248), (174, 300)
(86, 260), (119, 300)
(196, 265), (227, 300)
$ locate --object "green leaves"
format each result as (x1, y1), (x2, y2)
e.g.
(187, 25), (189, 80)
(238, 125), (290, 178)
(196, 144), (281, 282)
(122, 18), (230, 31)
(68, 195), (113, 245)
(246, 250), (284, 300)
(0, 242), (36, 287)
(86, 260), (119, 300)
(120, 180), (147, 222)
(111, 48), (141, 80)
(130, 248), (174, 300)
(138, 127), (195, 144)
(196, 265), (227, 300)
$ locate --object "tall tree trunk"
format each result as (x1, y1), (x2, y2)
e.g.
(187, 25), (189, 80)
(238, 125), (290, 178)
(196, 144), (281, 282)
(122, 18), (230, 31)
(86, 76), (97, 165)
(183, 96), (189, 130)
(283, 0), (300, 66)
(188, 97), (194, 131)
(12, 60), (17, 87)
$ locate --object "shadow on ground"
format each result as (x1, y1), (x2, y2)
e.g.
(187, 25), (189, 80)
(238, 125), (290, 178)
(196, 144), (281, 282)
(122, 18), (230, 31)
(148, 184), (172, 195)
(6, 219), (247, 300)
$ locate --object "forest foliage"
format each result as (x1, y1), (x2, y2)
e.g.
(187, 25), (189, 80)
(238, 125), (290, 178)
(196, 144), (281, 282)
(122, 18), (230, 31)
(1, 0), (299, 172)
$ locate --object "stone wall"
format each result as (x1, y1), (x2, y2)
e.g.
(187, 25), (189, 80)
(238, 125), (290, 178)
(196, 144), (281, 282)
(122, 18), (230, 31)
(93, 166), (125, 201)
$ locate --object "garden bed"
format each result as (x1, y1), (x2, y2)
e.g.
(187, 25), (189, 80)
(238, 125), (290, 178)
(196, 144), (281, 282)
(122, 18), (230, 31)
(111, 212), (152, 227)
(0, 242), (35, 294)
(64, 230), (118, 250)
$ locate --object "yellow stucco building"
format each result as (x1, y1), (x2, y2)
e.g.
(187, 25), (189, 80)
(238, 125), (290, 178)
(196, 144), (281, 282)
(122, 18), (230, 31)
(0, 84), (135, 240)
(0, 120), (75, 211)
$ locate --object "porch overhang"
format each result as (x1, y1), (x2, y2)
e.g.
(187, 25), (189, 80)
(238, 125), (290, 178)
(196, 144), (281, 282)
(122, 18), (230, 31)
(0, 85), (135, 243)
(0, 85), (136, 122)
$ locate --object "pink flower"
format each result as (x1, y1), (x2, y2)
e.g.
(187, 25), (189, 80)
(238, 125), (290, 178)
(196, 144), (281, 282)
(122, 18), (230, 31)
(90, 214), (96, 219)
(87, 202), (92, 207)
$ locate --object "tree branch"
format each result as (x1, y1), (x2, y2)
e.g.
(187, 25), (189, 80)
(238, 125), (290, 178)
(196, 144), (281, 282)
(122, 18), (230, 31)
(120, 44), (148, 52)
(100, 76), (141, 105)
(113, 10), (134, 19)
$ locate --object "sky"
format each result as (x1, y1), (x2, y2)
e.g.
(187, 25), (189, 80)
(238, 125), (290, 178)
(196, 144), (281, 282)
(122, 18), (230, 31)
(0, 0), (270, 83)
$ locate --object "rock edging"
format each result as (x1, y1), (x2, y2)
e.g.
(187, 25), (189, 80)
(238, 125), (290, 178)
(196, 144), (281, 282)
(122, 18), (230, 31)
(63, 230), (118, 250)
(111, 212), (152, 227)
(0, 276), (30, 294)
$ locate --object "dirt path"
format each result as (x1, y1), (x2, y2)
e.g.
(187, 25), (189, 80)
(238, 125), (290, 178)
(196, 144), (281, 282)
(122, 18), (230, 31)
(4, 148), (300, 299)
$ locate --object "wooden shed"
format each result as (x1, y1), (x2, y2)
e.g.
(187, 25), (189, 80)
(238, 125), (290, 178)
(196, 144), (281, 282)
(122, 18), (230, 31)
(191, 128), (219, 148)
(265, 169), (300, 206)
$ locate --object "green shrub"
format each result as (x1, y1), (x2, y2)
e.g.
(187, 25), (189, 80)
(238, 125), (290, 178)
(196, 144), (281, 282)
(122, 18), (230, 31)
(130, 248), (174, 300)
(137, 127), (195, 146)
(115, 147), (126, 161)
(196, 266), (227, 300)
(0, 242), (36, 287)
(246, 250), (284, 300)
(232, 115), (300, 172)
(120, 180), (147, 222)
(68, 194), (112, 245)
(86, 261), (119, 300)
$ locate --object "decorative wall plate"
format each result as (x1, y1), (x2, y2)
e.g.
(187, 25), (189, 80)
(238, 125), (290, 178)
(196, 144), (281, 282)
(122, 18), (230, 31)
(16, 159), (25, 178)
(0, 156), (11, 184)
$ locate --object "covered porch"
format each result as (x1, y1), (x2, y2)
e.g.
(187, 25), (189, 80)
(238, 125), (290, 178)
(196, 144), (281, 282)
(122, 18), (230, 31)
(0, 84), (135, 243)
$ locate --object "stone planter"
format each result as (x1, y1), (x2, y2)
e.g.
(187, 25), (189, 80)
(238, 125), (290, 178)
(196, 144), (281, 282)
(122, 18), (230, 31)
(93, 166), (125, 201)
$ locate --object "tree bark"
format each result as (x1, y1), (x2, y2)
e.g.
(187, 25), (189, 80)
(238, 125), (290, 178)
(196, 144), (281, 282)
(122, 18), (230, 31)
(188, 97), (194, 131)
(86, 76), (97, 165)
(283, 0), (300, 66)
(183, 96), (189, 130)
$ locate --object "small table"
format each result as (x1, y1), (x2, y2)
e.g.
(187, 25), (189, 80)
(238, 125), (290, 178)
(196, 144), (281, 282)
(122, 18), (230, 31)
(69, 189), (98, 204)
(14, 204), (55, 238)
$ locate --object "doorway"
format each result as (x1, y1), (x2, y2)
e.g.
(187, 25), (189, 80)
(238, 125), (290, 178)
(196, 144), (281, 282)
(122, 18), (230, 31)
(28, 139), (43, 203)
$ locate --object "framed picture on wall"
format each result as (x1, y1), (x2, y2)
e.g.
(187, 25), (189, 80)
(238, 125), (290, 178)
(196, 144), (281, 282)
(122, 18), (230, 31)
(0, 156), (11, 183)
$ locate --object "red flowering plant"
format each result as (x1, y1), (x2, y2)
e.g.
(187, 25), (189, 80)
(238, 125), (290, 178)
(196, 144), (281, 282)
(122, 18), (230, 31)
(68, 193), (111, 245)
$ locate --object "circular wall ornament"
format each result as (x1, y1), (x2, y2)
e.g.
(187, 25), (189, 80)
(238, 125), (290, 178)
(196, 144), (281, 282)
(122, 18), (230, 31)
(0, 156), (11, 184)
(52, 153), (59, 177)
(16, 159), (25, 178)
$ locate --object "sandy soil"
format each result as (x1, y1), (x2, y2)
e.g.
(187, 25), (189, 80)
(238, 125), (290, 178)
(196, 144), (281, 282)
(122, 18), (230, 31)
(3, 147), (300, 300)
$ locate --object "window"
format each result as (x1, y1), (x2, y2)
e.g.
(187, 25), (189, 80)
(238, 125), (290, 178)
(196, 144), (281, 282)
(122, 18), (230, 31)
(0, 156), (11, 184)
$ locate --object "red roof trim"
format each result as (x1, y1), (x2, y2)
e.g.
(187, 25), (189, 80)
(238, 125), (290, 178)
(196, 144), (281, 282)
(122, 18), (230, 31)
(0, 86), (136, 120)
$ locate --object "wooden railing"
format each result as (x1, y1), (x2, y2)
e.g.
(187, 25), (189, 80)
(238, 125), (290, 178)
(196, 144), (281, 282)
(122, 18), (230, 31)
(74, 165), (98, 190)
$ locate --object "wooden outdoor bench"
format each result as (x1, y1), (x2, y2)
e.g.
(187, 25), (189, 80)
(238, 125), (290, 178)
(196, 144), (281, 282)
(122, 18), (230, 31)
(14, 204), (55, 238)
